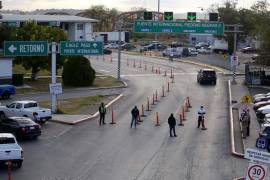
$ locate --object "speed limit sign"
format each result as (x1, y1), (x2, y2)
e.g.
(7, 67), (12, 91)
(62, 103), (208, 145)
(246, 162), (267, 180)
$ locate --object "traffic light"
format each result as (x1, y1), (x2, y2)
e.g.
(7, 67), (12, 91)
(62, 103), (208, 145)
(209, 13), (219, 21)
(164, 12), (173, 21)
(187, 12), (196, 21)
(144, 12), (153, 20)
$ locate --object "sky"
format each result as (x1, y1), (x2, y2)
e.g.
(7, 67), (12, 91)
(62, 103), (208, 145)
(3, 0), (259, 12)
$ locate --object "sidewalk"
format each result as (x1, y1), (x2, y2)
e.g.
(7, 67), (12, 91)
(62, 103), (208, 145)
(230, 77), (261, 152)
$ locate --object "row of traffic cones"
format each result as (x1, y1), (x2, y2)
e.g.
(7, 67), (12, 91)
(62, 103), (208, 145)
(178, 97), (192, 126)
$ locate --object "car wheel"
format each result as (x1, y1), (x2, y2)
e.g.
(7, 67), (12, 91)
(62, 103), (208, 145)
(2, 92), (10, 99)
(16, 161), (22, 168)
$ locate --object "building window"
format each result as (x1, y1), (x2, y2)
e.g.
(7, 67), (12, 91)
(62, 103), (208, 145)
(77, 24), (84, 30)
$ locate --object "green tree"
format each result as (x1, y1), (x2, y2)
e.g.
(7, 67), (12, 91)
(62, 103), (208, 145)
(62, 56), (96, 87)
(77, 5), (119, 31)
(13, 21), (67, 80)
(0, 24), (17, 49)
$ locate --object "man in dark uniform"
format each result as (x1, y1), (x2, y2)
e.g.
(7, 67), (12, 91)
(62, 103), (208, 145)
(131, 106), (139, 128)
(168, 113), (177, 137)
(98, 102), (107, 125)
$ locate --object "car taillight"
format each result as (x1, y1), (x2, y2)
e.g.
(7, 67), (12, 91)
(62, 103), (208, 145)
(21, 127), (26, 132)
(21, 151), (24, 158)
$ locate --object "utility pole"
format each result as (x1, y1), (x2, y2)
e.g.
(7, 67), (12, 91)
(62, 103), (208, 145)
(51, 42), (57, 113)
(155, 0), (160, 51)
(117, 29), (121, 80)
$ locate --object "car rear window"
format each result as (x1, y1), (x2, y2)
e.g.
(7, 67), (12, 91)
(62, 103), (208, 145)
(24, 103), (38, 108)
(0, 137), (15, 144)
(203, 71), (216, 75)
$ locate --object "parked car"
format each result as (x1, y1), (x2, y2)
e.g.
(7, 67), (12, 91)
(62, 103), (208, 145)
(143, 43), (167, 51)
(0, 117), (41, 139)
(197, 69), (217, 85)
(198, 47), (212, 54)
(170, 42), (183, 48)
(241, 47), (257, 53)
(0, 85), (16, 99)
(0, 133), (23, 168)
(254, 100), (270, 111)
(121, 43), (136, 51)
(256, 105), (270, 119)
(182, 48), (190, 57)
(103, 48), (112, 55)
(253, 92), (270, 100)
(253, 96), (270, 104)
(162, 48), (182, 58)
(195, 42), (209, 49)
(188, 48), (199, 56)
(0, 101), (52, 124)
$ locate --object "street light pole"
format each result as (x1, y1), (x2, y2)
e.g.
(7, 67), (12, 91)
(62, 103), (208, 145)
(155, 0), (160, 51)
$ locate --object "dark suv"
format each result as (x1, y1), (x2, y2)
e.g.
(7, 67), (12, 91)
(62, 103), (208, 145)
(197, 69), (217, 85)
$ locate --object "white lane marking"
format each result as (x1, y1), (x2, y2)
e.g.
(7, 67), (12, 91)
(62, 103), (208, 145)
(99, 69), (110, 73)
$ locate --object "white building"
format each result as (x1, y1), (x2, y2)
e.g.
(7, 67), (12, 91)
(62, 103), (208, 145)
(0, 14), (98, 85)
(0, 14), (98, 41)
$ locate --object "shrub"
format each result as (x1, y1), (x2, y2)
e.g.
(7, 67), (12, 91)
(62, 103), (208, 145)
(62, 56), (96, 86)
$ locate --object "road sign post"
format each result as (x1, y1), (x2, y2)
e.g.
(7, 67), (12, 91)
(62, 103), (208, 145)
(4, 41), (48, 56)
(246, 162), (267, 180)
(51, 42), (57, 113)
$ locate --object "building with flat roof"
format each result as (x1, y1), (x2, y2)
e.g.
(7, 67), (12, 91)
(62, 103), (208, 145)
(0, 14), (98, 41)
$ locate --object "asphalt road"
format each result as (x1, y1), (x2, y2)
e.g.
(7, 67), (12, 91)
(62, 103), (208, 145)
(0, 53), (247, 179)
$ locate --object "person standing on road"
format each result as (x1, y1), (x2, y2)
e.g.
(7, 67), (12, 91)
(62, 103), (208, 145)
(98, 102), (107, 125)
(168, 113), (177, 137)
(131, 106), (139, 128)
(197, 106), (206, 128)
(240, 109), (250, 138)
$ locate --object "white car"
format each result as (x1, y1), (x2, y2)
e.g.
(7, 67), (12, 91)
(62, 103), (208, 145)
(0, 101), (52, 124)
(0, 133), (23, 168)
(253, 92), (270, 100)
(256, 105), (270, 119)
(198, 47), (212, 54)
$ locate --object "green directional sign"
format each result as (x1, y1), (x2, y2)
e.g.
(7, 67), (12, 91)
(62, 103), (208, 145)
(187, 12), (196, 21)
(164, 12), (173, 21)
(134, 20), (224, 35)
(4, 41), (48, 57)
(60, 41), (103, 56)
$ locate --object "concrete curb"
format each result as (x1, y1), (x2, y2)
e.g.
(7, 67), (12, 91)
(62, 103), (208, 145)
(228, 80), (245, 158)
(51, 93), (124, 125)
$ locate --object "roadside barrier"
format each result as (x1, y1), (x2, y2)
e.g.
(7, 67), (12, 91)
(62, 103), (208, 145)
(171, 74), (175, 83)
(155, 89), (158, 102)
(162, 85), (165, 97)
(182, 106), (185, 120)
(155, 68), (158, 74)
(141, 105), (146, 117)
(164, 70), (167, 76)
(152, 93), (155, 105)
(187, 96), (192, 108)
(178, 113), (184, 126)
(110, 107), (116, 124)
(152, 65), (154, 72)
(170, 69), (173, 78)
(155, 112), (160, 126)
(146, 97), (150, 111)
(167, 82), (170, 92)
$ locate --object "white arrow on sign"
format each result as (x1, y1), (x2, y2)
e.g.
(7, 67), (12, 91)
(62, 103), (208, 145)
(93, 43), (97, 48)
(8, 45), (17, 53)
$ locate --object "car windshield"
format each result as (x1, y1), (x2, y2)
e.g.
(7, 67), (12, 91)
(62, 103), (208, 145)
(24, 103), (38, 108)
(0, 137), (15, 144)
(203, 71), (216, 75)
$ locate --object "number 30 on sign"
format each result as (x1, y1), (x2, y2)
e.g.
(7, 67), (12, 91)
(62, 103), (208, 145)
(246, 162), (267, 180)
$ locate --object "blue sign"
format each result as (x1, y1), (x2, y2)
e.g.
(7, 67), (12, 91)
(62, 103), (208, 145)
(256, 137), (267, 149)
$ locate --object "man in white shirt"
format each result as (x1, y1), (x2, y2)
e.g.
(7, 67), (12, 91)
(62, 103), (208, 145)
(198, 106), (206, 128)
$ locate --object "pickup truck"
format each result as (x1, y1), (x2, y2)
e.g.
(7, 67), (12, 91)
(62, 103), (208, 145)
(0, 85), (16, 99)
(0, 133), (23, 168)
(0, 101), (52, 124)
